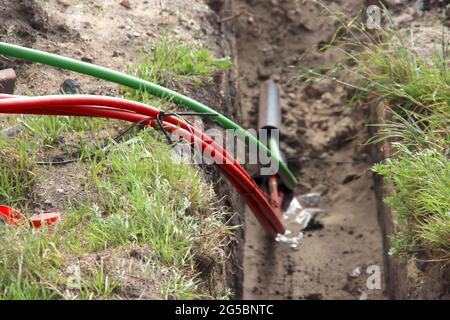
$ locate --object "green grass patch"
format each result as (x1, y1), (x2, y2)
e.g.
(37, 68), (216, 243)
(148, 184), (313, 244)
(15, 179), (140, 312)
(84, 131), (230, 268)
(18, 115), (108, 146)
(0, 129), (231, 299)
(124, 34), (231, 106)
(127, 34), (231, 84)
(303, 3), (449, 111)
(373, 146), (449, 260)
(0, 138), (36, 207)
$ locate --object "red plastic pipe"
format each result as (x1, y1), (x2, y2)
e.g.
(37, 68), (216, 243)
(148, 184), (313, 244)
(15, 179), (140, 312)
(3, 104), (282, 234)
(0, 95), (285, 236)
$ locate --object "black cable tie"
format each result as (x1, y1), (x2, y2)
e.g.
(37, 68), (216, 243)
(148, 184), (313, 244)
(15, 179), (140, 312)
(113, 116), (154, 143)
(156, 111), (174, 145)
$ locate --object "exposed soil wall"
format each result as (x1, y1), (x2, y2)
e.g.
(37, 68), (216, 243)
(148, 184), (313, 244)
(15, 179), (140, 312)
(205, 0), (245, 298)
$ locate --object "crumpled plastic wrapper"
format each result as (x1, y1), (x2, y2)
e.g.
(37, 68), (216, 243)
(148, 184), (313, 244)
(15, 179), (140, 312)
(275, 193), (323, 248)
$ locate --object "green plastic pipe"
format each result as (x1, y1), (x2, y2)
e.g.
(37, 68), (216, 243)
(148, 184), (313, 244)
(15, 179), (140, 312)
(0, 42), (297, 189)
(268, 134), (282, 166)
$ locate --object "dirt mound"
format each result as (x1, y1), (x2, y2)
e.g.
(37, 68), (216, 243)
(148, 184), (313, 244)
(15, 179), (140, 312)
(0, 0), (70, 46)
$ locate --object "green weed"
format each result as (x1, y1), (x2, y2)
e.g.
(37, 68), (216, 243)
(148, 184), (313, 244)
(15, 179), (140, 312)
(127, 34), (231, 84)
(373, 146), (449, 260)
(0, 138), (36, 207)
(19, 115), (108, 146)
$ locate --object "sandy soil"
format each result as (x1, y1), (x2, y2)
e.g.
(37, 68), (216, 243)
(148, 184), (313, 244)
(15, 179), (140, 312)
(1, 0), (223, 95)
(233, 0), (387, 299)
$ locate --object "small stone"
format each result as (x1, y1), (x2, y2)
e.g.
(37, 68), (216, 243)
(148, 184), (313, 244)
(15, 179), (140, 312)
(120, 0), (132, 9)
(57, 0), (77, 6)
(257, 66), (271, 80)
(350, 266), (362, 278)
(341, 173), (360, 185)
(57, 188), (64, 193)
(415, 0), (430, 12)
(81, 55), (93, 63)
(0, 68), (16, 94)
(59, 79), (82, 94)
(0, 125), (22, 137)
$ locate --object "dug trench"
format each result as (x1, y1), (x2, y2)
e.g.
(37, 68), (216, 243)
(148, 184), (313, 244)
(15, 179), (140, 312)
(1, 0), (443, 300)
(229, 0), (387, 299)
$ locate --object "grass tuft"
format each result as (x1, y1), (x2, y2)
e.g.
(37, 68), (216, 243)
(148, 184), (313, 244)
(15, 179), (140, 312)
(124, 34), (231, 106)
(0, 128), (231, 299)
(127, 34), (231, 84)
(0, 138), (36, 207)
(19, 115), (108, 146)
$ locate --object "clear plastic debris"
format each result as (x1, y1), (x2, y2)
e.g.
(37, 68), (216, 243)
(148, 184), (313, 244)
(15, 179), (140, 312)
(350, 266), (362, 278)
(295, 208), (322, 230)
(275, 232), (303, 248)
(276, 192), (324, 248)
(358, 291), (368, 300)
(297, 192), (322, 207)
(283, 197), (302, 219)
